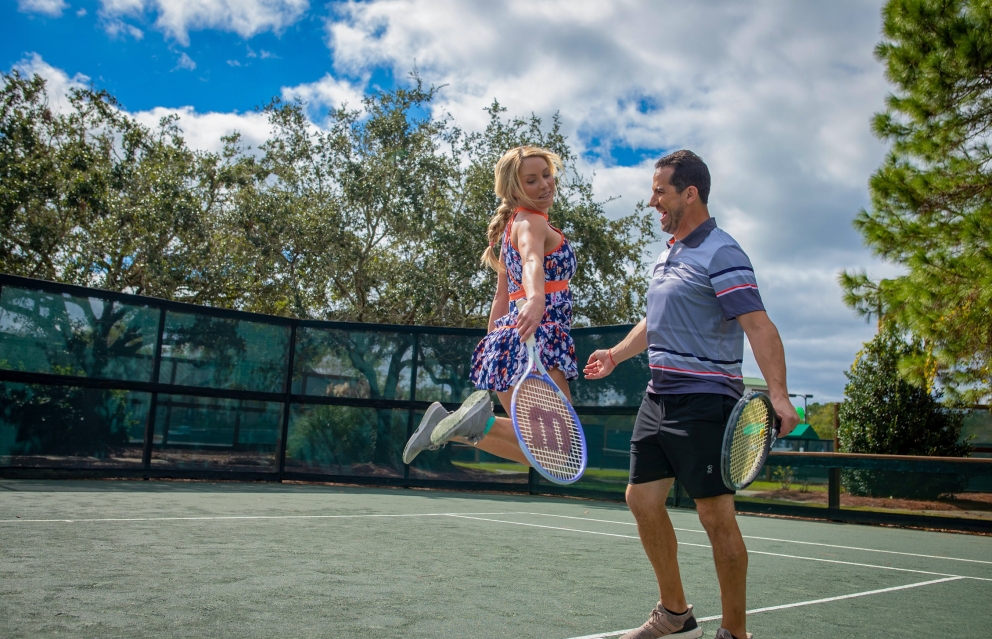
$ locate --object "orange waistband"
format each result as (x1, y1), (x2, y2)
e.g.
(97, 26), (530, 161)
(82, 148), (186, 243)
(508, 279), (570, 301)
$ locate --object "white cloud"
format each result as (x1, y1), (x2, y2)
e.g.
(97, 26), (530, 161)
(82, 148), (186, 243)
(12, 53), (90, 113)
(17, 0), (68, 17)
(131, 106), (273, 154)
(9, 55), (272, 175)
(99, 0), (310, 45)
(282, 74), (367, 114)
(175, 52), (197, 71)
(326, 0), (894, 401)
(103, 18), (145, 40)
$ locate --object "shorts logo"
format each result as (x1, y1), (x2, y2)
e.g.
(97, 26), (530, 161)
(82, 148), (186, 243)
(707, 465), (713, 474)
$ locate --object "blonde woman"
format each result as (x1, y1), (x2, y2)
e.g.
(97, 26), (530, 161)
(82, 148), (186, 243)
(402, 146), (578, 465)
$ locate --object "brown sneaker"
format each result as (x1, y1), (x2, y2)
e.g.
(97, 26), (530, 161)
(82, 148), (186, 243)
(619, 603), (702, 639)
(714, 628), (752, 639)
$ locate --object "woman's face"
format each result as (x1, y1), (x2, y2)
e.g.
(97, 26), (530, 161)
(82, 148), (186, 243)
(518, 157), (555, 211)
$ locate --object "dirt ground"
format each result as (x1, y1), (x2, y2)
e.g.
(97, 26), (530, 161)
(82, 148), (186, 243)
(752, 488), (992, 513)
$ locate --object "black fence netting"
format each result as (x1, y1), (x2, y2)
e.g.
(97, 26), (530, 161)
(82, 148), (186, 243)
(1, 273), (990, 532)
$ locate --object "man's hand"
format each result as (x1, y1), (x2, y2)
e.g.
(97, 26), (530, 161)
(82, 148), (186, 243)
(771, 393), (800, 438)
(583, 349), (616, 380)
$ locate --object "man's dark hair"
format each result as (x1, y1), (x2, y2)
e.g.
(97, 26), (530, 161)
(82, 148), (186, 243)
(655, 150), (711, 205)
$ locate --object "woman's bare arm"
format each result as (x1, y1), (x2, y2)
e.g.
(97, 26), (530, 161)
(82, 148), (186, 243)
(514, 212), (549, 342)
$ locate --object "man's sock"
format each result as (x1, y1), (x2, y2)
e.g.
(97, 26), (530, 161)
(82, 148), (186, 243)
(663, 606), (688, 616)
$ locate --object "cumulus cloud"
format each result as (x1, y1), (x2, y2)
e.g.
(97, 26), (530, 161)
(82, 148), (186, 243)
(131, 106), (273, 154)
(282, 74), (367, 114)
(98, 0), (310, 45)
(17, 0), (68, 17)
(11, 53), (90, 113)
(9, 54), (272, 168)
(104, 18), (144, 40)
(326, 0), (894, 399)
(175, 52), (196, 70)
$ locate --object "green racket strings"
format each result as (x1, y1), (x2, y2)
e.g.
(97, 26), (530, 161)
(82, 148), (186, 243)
(729, 399), (771, 488)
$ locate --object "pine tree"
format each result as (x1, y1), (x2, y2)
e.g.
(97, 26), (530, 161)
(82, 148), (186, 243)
(840, 0), (992, 405)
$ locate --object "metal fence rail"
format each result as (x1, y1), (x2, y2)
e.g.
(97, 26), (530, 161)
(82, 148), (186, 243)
(2, 273), (991, 533)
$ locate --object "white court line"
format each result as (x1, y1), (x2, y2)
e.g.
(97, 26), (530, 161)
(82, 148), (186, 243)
(564, 577), (965, 639)
(0, 511), (526, 524)
(445, 515), (992, 582)
(523, 513), (992, 566)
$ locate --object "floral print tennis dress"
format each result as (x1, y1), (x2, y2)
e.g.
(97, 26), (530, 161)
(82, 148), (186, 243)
(469, 207), (578, 392)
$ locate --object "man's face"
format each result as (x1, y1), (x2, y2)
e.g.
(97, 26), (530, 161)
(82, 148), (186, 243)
(649, 167), (686, 236)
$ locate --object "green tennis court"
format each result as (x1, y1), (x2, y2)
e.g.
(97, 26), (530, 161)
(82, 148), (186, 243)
(1, 479), (989, 638)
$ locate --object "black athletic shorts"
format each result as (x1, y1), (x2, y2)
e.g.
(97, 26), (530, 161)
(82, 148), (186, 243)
(628, 392), (738, 499)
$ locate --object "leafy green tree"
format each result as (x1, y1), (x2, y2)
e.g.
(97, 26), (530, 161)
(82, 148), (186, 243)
(1, 71), (108, 282)
(841, 0), (992, 405)
(803, 402), (838, 441)
(1, 70), (234, 304)
(3, 70), (657, 328)
(839, 327), (970, 498)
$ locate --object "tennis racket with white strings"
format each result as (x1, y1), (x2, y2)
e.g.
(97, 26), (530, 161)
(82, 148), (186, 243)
(720, 391), (782, 491)
(510, 299), (587, 484)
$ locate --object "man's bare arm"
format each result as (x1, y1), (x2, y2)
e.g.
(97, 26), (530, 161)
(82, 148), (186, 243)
(737, 310), (800, 436)
(583, 318), (648, 380)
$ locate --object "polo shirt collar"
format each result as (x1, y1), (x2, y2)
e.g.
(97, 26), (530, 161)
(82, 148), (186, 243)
(667, 217), (717, 249)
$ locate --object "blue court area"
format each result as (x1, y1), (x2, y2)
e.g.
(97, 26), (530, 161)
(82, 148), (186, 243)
(1, 480), (989, 638)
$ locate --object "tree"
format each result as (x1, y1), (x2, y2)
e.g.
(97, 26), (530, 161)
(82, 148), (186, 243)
(2, 70), (657, 329)
(803, 402), (838, 441)
(839, 327), (970, 498)
(840, 0), (992, 405)
(1, 71), (235, 304)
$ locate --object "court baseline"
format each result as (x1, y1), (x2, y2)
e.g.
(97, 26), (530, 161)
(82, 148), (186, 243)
(522, 512), (992, 565)
(564, 577), (966, 639)
(445, 514), (992, 582)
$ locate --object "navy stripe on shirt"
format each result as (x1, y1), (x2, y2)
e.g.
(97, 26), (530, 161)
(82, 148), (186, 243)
(649, 346), (743, 366)
(709, 265), (755, 278)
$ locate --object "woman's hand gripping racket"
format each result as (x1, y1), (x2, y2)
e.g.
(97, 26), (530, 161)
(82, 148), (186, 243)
(720, 392), (782, 491)
(510, 299), (587, 485)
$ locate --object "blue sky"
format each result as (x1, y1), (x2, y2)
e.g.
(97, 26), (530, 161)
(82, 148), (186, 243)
(4, 2), (347, 113)
(4, 0), (897, 403)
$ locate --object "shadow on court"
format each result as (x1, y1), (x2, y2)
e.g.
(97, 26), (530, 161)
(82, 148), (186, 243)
(1, 480), (989, 638)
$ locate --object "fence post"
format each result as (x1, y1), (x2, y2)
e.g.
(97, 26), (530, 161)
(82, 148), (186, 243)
(142, 307), (167, 473)
(828, 467), (841, 510)
(404, 332), (420, 484)
(833, 403), (840, 452)
(277, 322), (298, 479)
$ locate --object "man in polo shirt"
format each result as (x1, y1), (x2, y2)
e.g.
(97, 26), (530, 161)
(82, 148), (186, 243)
(584, 150), (799, 639)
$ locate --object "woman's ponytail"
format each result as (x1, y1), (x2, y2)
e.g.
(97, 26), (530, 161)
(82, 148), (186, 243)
(480, 200), (515, 271)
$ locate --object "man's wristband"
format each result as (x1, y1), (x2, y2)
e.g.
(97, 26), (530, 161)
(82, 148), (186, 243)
(607, 349), (617, 367)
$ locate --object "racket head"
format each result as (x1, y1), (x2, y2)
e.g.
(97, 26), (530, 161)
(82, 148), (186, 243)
(510, 370), (587, 485)
(720, 391), (776, 491)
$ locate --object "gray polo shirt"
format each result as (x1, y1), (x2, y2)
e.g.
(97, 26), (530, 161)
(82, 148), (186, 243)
(646, 218), (764, 398)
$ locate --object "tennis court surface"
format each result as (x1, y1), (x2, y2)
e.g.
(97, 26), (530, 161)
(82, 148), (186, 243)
(1, 480), (989, 638)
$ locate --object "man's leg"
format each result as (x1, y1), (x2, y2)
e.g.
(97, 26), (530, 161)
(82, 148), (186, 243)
(695, 494), (748, 638)
(625, 478), (688, 614)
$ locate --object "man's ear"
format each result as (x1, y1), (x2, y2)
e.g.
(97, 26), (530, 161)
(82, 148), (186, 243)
(683, 185), (698, 205)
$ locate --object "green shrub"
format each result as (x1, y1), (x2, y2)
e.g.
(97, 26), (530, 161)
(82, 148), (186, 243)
(839, 328), (970, 499)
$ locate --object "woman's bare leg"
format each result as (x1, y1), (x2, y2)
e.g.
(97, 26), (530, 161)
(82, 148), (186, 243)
(468, 369), (572, 465)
